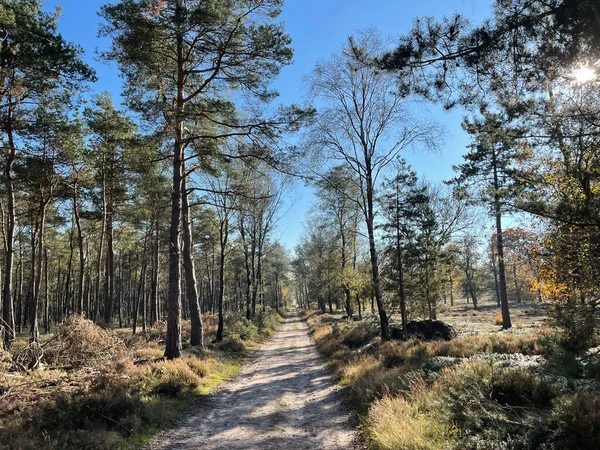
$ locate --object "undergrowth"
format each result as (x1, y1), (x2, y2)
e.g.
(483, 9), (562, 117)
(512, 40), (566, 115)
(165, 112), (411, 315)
(0, 310), (281, 450)
(307, 311), (600, 450)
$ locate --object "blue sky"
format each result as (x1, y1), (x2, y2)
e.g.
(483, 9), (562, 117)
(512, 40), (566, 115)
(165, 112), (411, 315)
(43, 0), (493, 250)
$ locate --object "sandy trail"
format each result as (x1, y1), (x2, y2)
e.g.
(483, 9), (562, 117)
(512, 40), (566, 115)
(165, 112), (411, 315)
(149, 312), (359, 450)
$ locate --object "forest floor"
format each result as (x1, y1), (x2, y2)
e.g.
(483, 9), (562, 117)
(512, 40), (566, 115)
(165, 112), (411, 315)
(439, 298), (550, 335)
(0, 312), (282, 450)
(306, 301), (600, 450)
(148, 311), (360, 450)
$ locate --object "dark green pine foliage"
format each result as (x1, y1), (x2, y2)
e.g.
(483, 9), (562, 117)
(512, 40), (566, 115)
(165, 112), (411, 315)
(406, 190), (442, 321)
(380, 159), (427, 334)
(378, 0), (600, 109)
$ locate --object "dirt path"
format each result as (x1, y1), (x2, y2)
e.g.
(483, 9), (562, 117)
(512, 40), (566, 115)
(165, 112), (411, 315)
(149, 312), (359, 450)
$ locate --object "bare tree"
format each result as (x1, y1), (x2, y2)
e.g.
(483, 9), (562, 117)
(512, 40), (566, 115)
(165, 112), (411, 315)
(306, 31), (438, 339)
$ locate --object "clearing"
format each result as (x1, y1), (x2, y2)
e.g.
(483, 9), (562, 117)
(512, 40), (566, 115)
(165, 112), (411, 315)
(148, 312), (359, 450)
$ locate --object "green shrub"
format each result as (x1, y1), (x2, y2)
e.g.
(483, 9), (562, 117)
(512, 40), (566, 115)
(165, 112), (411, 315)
(490, 369), (557, 408)
(552, 301), (598, 353)
(548, 393), (600, 450)
(225, 314), (258, 341)
(144, 359), (201, 396)
(253, 311), (280, 334)
(341, 323), (376, 349)
(216, 338), (247, 354)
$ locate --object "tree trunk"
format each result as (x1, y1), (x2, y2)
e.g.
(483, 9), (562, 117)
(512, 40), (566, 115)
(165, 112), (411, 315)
(64, 224), (74, 321)
(30, 200), (47, 343)
(181, 171), (203, 346)
(395, 187), (408, 336)
(44, 248), (49, 334)
(164, 31), (187, 359)
(468, 275), (478, 309)
(132, 234), (148, 335)
(150, 217), (159, 326)
(365, 165), (390, 340)
(492, 145), (512, 329)
(240, 217), (252, 320)
(94, 186), (106, 323)
(490, 243), (501, 307)
(73, 186), (85, 315)
(340, 229), (352, 318)
(2, 117), (16, 350)
(449, 272), (454, 306)
(216, 219), (229, 342)
(165, 135), (183, 359)
(104, 199), (115, 325)
(512, 264), (522, 303)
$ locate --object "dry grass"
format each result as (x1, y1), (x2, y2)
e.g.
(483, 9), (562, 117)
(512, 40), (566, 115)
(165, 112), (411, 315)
(0, 310), (282, 450)
(308, 307), (600, 450)
(439, 299), (550, 335)
(369, 394), (452, 450)
(45, 317), (127, 368)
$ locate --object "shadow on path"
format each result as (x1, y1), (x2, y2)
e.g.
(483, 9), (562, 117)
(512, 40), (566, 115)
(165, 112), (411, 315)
(149, 311), (359, 450)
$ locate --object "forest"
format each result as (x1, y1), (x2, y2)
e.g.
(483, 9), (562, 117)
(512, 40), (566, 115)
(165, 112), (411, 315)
(1, 1), (600, 449)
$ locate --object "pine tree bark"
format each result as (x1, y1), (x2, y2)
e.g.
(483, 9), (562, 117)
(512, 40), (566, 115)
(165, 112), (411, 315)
(216, 218), (229, 342)
(164, 30), (186, 358)
(150, 217), (159, 326)
(165, 135), (183, 359)
(395, 184), (408, 337)
(181, 170), (203, 347)
(104, 199), (115, 325)
(240, 216), (253, 320)
(2, 114), (16, 350)
(492, 145), (512, 329)
(73, 184), (85, 315)
(30, 200), (47, 343)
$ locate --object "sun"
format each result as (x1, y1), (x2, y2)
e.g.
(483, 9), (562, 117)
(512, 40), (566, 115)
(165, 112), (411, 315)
(573, 66), (596, 83)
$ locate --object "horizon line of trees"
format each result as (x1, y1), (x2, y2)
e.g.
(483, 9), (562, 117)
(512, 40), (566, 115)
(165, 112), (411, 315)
(1, 0), (599, 358)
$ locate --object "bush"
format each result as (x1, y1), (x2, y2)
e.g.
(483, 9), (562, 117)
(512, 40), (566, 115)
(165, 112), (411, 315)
(216, 338), (246, 354)
(144, 359), (201, 396)
(552, 301), (598, 353)
(226, 314), (258, 341)
(185, 357), (218, 378)
(379, 342), (405, 368)
(548, 393), (600, 449)
(490, 369), (557, 408)
(131, 346), (164, 361)
(341, 323), (377, 349)
(253, 311), (280, 334)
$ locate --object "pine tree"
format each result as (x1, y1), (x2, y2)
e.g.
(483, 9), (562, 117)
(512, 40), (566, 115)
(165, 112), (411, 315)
(451, 113), (526, 329)
(0, 0), (94, 349)
(100, 0), (303, 358)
